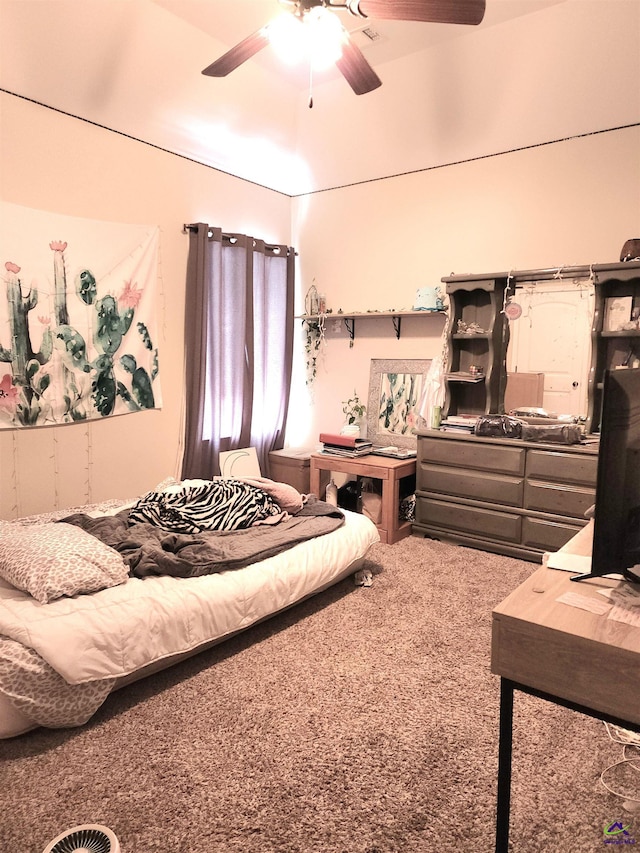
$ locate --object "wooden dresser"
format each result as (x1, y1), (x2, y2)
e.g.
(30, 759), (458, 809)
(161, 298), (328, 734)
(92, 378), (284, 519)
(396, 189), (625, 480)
(413, 430), (598, 561)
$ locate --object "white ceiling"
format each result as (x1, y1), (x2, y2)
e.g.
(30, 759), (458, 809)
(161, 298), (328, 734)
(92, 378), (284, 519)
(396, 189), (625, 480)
(1, 0), (608, 195)
(152, 0), (565, 88)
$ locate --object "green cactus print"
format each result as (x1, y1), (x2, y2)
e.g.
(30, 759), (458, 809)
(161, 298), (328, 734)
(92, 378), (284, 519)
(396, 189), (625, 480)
(1, 240), (159, 427)
(0, 262), (54, 425)
(119, 354), (155, 410)
(75, 269), (97, 305)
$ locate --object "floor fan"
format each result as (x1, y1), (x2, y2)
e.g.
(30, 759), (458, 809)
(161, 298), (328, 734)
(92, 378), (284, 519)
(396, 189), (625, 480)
(42, 825), (120, 853)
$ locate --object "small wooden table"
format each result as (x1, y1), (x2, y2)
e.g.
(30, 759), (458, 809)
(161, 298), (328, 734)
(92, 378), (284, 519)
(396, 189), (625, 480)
(309, 452), (416, 545)
(491, 565), (640, 851)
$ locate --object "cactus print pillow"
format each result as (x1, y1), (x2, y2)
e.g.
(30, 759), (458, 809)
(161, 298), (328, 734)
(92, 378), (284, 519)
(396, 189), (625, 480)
(0, 522), (129, 604)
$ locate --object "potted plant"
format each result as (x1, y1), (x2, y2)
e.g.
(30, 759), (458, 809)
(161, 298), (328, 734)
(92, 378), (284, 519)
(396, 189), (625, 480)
(341, 390), (366, 436)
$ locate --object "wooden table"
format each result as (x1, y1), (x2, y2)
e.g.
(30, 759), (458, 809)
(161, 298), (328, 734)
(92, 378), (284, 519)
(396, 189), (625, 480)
(491, 565), (640, 851)
(309, 452), (416, 545)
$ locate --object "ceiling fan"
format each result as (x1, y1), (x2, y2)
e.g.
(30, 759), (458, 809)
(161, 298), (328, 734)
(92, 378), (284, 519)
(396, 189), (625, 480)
(202, 0), (486, 97)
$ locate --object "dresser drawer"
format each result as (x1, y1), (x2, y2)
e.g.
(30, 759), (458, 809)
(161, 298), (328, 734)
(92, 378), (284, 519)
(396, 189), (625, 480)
(419, 437), (525, 476)
(524, 480), (595, 519)
(421, 465), (524, 507)
(526, 449), (598, 487)
(521, 516), (586, 551)
(416, 497), (521, 543)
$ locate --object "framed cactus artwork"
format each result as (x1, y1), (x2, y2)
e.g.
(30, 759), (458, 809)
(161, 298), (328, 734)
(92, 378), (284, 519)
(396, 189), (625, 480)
(0, 202), (162, 428)
(365, 358), (431, 450)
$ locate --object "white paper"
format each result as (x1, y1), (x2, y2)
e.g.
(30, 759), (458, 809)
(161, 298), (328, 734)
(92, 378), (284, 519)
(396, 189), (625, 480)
(598, 586), (640, 608)
(607, 604), (640, 627)
(546, 552), (592, 574)
(556, 591), (612, 614)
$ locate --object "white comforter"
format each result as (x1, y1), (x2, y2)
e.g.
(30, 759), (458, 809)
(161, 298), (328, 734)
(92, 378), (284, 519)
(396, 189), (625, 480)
(0, 509), (379, 685)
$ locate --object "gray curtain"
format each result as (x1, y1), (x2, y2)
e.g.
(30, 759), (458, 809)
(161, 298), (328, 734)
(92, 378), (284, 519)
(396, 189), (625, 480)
(181, 224), (295, 479)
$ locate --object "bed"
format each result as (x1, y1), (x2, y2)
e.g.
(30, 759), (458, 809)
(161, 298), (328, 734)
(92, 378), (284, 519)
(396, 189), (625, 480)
(0, 477), (380, 738)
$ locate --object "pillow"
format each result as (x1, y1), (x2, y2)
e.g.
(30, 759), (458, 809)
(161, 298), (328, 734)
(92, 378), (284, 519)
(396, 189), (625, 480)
(0, 522), (129, 604)
(239, 476), (305, 513)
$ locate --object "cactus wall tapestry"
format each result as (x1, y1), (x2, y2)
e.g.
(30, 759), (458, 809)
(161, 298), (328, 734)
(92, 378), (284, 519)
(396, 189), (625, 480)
(0, 202), (162, 428)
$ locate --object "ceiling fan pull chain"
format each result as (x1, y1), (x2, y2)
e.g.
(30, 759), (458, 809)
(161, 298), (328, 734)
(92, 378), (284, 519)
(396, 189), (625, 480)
(308, 62), (314, 108)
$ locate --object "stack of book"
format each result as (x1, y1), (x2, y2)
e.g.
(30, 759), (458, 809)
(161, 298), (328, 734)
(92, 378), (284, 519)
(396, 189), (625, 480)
(319, 432), (373, 457)
(439, 414), (479, 434)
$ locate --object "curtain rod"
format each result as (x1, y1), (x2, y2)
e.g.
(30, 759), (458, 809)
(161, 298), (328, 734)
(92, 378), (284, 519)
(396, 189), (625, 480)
(182, 223), (297, 255)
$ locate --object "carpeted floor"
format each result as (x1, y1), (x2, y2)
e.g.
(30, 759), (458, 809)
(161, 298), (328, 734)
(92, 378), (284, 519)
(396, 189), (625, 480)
(1, 534), (638, 853)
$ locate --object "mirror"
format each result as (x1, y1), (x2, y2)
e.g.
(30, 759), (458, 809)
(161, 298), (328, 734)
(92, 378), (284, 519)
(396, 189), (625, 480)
(505, 279), (595, 420)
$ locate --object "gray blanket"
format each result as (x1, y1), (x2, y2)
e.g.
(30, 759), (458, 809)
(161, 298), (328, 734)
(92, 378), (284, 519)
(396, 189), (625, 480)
(62, 496), (345, 578)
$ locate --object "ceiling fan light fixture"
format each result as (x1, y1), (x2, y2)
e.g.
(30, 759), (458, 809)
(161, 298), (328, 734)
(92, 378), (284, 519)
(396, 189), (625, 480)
(267, 13), (306, 65)
(203, 0), (486, 95)
(306, 7), (346, 70)
(268, 6), (345, 71)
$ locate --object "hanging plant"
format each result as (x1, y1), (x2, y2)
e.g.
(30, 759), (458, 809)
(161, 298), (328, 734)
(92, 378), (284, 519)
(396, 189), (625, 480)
(302, 282), (330, 384)
(304, 318), (323, 385)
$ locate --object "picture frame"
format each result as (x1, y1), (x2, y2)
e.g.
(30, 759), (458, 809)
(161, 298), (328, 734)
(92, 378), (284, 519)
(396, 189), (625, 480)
(604, 296), (633, 332)
(366, 358), (431, 449)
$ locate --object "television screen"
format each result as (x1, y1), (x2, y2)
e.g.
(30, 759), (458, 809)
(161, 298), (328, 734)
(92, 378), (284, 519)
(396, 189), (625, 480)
(571, 367), (640, 583)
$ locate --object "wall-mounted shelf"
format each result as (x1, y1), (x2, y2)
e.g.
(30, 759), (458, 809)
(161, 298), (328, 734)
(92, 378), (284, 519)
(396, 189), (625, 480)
(296, 310), (446, 341)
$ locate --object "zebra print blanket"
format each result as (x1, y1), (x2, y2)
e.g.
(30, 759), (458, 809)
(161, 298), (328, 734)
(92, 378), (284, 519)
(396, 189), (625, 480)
(128, 480), (285, 534)
(61, 496), (345, 579)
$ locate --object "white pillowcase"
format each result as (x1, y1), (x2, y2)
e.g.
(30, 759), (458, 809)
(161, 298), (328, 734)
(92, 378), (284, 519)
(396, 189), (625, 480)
(0, 521), (129, 604)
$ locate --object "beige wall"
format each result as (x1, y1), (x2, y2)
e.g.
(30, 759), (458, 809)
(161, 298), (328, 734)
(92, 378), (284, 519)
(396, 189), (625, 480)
(0, 92), (292, 519)
(292, 0), (640, 193)
(1, 93), (639, 517)
(290, 126), (640, 446)
(285, 0), (639, 445)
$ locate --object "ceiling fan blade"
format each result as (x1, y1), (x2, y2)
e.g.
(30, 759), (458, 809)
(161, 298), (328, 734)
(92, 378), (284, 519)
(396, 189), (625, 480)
(355, 0), (486, 26)
(202, 29), (270, 77)
(336, 34), (382, 95)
